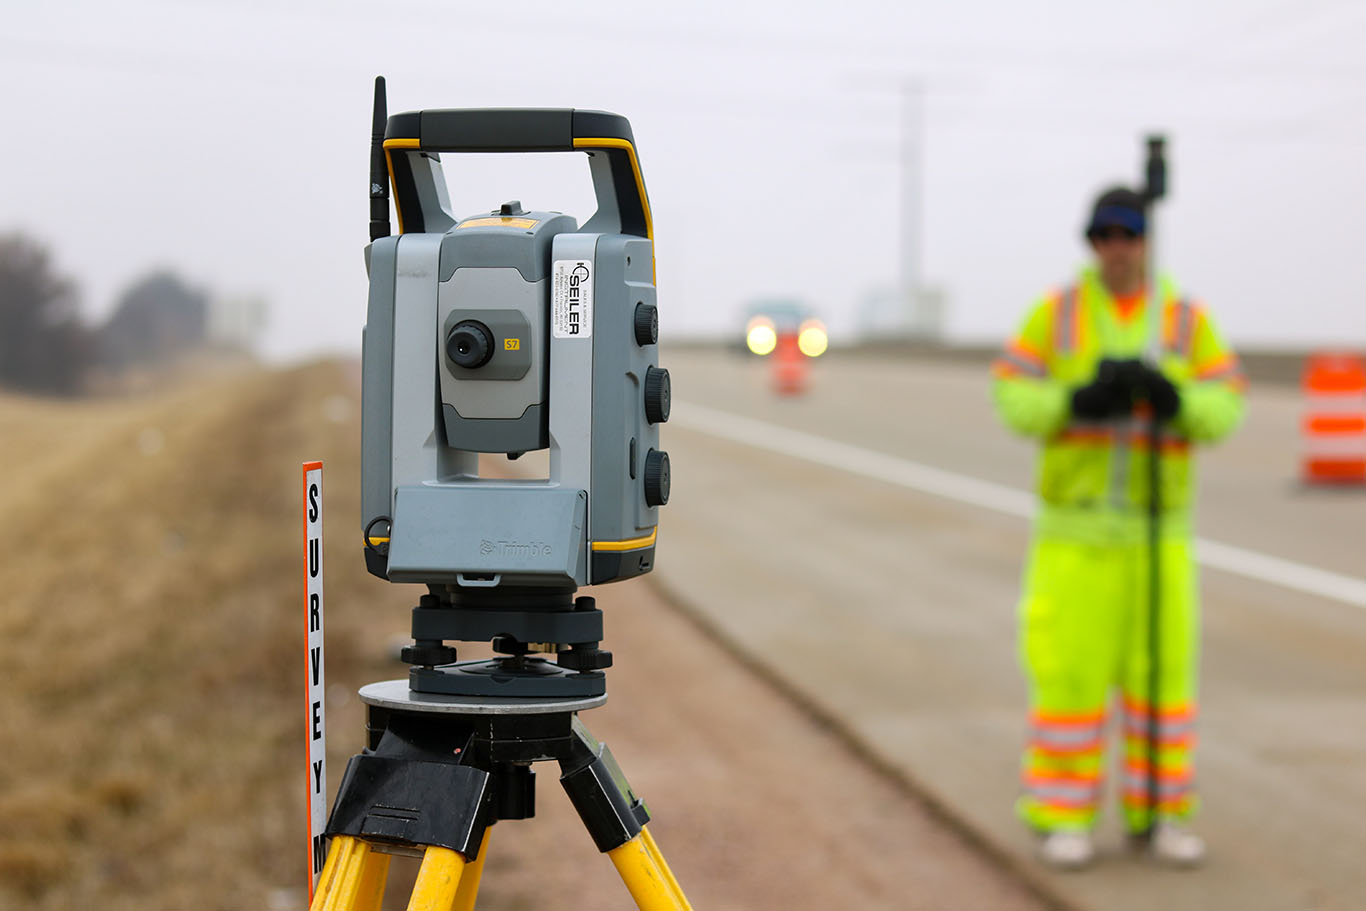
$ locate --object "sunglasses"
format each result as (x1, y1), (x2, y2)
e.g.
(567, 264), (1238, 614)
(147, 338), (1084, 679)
(1089, 226), (1142, 242)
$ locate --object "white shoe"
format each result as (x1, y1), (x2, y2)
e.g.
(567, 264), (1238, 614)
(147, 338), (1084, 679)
(1038, 829), (1096, 871)
(1149, 823), (1207, 868)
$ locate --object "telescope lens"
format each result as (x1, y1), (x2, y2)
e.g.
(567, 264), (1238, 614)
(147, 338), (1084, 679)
(446, 320), (495, 369)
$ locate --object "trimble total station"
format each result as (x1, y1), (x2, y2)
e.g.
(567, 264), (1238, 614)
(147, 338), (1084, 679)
(359, 80), (672, 699)
(311, 78), (689, 911)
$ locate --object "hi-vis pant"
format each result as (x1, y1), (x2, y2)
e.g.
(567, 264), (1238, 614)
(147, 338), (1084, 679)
(1017, 533), (1199, 833)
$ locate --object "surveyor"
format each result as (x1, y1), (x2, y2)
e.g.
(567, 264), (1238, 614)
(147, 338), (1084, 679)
(991, 186), (1245, 870)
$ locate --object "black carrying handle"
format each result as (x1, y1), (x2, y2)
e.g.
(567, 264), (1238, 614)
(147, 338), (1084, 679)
(384, 107), (651, 239)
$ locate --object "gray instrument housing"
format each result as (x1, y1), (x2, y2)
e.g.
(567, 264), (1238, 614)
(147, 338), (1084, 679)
(361, 157), (662, 589)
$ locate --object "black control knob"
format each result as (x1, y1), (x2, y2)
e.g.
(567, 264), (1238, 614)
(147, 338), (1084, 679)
(446, 320), (494, 369)
(634, 302), (659, 346)
(400, 640), (457, 667)
(644, 366), (671, 424)
(644, 449), (670, 506)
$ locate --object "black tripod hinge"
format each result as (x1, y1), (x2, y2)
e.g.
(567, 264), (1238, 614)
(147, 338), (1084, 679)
(559, 734), (651, 852)
(326, 754), (495, 860)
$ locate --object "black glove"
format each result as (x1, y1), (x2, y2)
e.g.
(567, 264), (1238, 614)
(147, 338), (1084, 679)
(1070, 358), (1139, 420)
(1137, 364), (1181, 422)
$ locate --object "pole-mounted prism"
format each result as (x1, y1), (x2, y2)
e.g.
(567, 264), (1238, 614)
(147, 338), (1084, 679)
(1144, 135), (1167, 204)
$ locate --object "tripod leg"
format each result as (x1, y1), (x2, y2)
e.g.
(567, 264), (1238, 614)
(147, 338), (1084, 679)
(640, 827), (689, 909)
(607, 828), (691, 910)
(406, 845), (468, 911)
(451, 828), (491, 911)
(353, 847), (391, 911)
(311, 836), (390, 911)
(559, 719), (691, 910)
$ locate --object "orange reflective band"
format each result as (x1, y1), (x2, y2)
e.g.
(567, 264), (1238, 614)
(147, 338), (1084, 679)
(1025, 770), (1104, 787)
(1303, 458), (1366, 481)
(1122, 697), (1195, 720)
(1305, 415), (1366, 435)
(1031, 707), (1106, 726)
(1008, 339), (1047, 368)
(1122, 792), (1192, 808)
(1030, 739), (1104, 756)
(1123, 760), (1193, 782)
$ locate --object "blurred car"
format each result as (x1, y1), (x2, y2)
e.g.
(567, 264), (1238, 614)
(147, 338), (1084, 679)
(742, 300), (828, 358)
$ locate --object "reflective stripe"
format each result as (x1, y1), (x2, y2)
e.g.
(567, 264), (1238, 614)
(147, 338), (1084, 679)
(1121, 701), (1196, 743)
(1026, 780), (1102, 806)
(1054, 287), (1079, 354)
(1031, 725), (1104, 747)
(1123, 777), (1191, 797)
(1123, 720), (1196, 741)
(995, 350), (1048, 378)
(1169, 299), (1196, 357)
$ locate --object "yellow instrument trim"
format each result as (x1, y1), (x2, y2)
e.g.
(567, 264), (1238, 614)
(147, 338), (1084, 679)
(458, 216), (540, 230)
(366, 536), (390, 546)
(591, 528), (657, 552)
(380, 139), (421, 234)
(572, 137), (653, 241)
(573, 136), (656, 284)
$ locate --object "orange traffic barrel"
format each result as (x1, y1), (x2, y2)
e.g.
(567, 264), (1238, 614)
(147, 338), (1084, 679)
(772, 333), (809, 396)
(1302, 352), (1366, 484)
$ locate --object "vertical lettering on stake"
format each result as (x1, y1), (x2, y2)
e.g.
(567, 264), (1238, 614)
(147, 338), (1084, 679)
(301, 462), (326, 898)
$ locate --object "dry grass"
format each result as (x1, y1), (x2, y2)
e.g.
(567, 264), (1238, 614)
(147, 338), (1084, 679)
(0, 360), (407, 910)
(0, 361), (1046, 911)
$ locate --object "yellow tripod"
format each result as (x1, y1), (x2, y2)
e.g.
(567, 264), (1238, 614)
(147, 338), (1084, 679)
(309, 682), (691, 911)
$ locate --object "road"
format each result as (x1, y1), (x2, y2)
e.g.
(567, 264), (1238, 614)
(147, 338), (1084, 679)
(649, 347), (1366, 911)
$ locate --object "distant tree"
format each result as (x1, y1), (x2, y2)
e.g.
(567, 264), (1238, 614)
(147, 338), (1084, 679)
(100, 271), (208, 369)
(0, 232), (92, 395)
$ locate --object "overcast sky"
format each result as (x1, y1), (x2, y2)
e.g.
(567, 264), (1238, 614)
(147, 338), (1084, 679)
(5, 0), (1365, 359)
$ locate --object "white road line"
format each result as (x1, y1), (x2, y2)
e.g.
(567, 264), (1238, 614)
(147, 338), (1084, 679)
(671, 401), (1366, 611)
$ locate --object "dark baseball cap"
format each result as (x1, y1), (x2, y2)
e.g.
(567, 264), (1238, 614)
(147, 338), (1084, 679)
(1085, 186), (1147, 238)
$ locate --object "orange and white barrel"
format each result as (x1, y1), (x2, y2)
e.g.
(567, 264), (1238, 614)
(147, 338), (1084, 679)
(1302, 352), (1366, 484)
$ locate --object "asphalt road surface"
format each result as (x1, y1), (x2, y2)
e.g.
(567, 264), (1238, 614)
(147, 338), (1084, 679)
(650, 347), (1366, 911)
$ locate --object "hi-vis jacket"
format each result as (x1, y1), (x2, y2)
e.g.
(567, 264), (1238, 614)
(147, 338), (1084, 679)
(993, 267), (1245, 544)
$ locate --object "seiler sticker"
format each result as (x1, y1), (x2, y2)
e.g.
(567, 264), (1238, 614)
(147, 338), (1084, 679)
(552, 259), (593, 339)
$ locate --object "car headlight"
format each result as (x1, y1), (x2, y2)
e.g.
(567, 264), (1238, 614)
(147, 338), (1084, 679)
(746, 317), (778, 356)
(797, 320), (828, 358)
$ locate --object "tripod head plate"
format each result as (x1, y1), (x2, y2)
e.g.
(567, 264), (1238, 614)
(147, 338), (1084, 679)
(359, 679), (606, 716)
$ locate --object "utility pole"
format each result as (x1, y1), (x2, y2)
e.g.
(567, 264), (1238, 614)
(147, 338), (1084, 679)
(899, 77), (927, 337)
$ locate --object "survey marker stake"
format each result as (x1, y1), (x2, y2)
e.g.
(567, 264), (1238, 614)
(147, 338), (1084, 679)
(302, 461), (327, 899)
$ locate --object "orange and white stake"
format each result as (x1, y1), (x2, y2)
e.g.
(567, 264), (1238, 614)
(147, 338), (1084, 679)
(302, 461), (327, 898)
